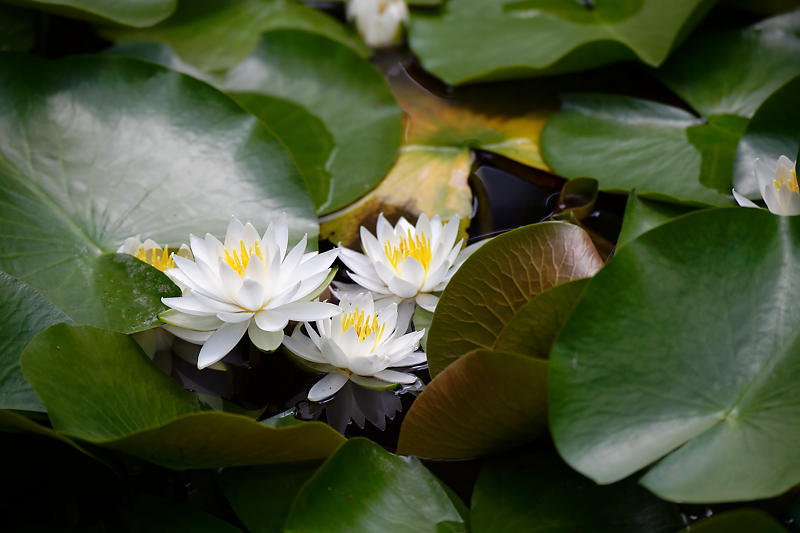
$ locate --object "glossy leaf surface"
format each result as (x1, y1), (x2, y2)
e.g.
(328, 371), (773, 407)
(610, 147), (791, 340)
(16, 0), (176, 26)
(551, 208), (800, 502)
(0, 53), (315, 332)
(427, 222), (603, 376)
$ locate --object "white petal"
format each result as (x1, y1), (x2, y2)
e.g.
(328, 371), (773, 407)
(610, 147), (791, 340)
(398, 257), (426, 290)
(733, 188), (759, 208)
(197, 321), (249, 369)
(237, 278), (265, 311)
(372, 369), (418, 384)
(242, 222), (260, 246)
(248, 321), (283, 352)
(279, 301), (341, 321)
(224, 217), (245, 249)
(216, 311), (255, 323)
(439, 216), (460, 249)
(159, 309), (223, 331)
(281, 234), (308, 277)
(295, 248), (338, 279)
(395, 300), (415, 334)
(349, 355), (388, 376)
(162, 295), (218, 316)
(282, 330), (327, 363)
(350, 374), (398, 390)
(273, 214), (289, 259)
(254, 309), (290, 331)
(321, 337), (350, 368)
(374, 261), (399, 286)
(388, 276), (418, 298)
(349, 272), (392, 295)
(117, 236), (141, 254)
(391, 351), (428, 367)
(360, 226), (383, 260)
(376, 213), (395, 243)
(161, 324), (213, 345)
(307, 372), (350, 401)
(339, 247), (377, 278)
(415, 293), (439, 312)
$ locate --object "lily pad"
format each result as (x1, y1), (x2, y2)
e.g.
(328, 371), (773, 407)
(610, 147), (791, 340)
(541, 94), (734, 206)
(733, 75), (800, 198)
(550, 207), (800, 502)
(0, 53), (315, 333)
(658, 10), (800, 118)
(111, 30), (402, 215)
(103, 0), (368, 71)
(0, 271), (69, 411)
(21, 324), (345, 468)
(0, 409), (97, 461)
(471, 447), (683, 533)
(426, 222), (603, 376)
(284, 438), (466, 533)
(616, 192), (696, 248)
(408, 0), (713, 84)
(16, 0), (176, 27)
(681, 509), (786, 532)
(397, 350), (548, 459)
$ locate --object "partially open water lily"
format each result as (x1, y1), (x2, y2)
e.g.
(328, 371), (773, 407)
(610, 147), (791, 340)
(733, 155), (800, 216)
(346, 0), (409, 48)
(282, 292), (425, 401)
(117, 235), (193, 273)
(158, 217), (340, 369)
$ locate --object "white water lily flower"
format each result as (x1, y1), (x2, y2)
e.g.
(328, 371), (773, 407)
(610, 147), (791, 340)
(733, 155), (800, 215)
(282, 292), (426, 401)
(346, 0), (409, 48)
(117, 235), (193, 273)
(159, 217), (340, 369)
(337, 213), (477, 325)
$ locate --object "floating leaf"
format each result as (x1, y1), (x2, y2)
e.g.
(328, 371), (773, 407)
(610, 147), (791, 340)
(426, 222), (603, 376)
(219, 463), (321, 533)
(681, 509), (786, 532)
(397, 350), (548, 459)
(284, 438), (466, 533)
(616, 192), (696, 248)
(103, 0), (368, 71)
(0, 271), (69, 411)
(16, 0), (176, 27)
(471, 447), (683, 533)
(658, 11), (800, 118)
(111, 30), (402, 215)
(733, 75), (800, 198)
(408, 0), (713, 84)
(0, 53), (315, 333)
(0, 409), (97, 461)
(550, 208), (800, 502)
(21, 324), (344, 468)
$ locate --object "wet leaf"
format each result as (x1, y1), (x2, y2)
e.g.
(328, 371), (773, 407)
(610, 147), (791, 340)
(471, 447), (683, 533)
(284, 438), (466, 532)
(681, 509), (786, 532)
(21, 324), (345, 468)
(0, 53), (315, 333)
(616, 192), (696, 248)
(15, 0), (176, 26)
(397, 349), (548, 459)
(408, 0), (713, 84)
(103, 0), (368, 71)
(426, 222), (603, 376)
(658, 11), (800, 118)
(550, 207), (800, 502)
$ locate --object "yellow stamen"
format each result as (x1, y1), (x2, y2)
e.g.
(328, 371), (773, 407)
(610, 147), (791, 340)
(223, 240), (264, 277)
(341, 306), (386, 350)
(383, 229), (432, 273)
(136, 245), (174, 272)
(774, 169), (799, 194)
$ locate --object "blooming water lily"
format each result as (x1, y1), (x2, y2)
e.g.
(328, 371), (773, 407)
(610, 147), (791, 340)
(346, 0), (409, 48)
(733, 155), (800, 215)
(117, 235), (193, 273)
(158, 217), (339, 369)
(282, 292), (426, 401)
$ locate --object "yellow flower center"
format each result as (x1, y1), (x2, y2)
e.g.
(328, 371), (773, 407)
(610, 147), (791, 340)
(224, 240), (263, 277)
(774, 169), (799, 193)
(341, 306), (385, 348)
(384, 229), (432, 273)
(136, 245), (174, 272)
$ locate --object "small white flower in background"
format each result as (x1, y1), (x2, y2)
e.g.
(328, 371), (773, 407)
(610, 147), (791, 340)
(346, 0), (409, 48)
(158, 216), (340, 369)
(117, 235), (193, 273)
(733, 155), (800, 215)
(336, 213), (481, 332)
(282, 292), (426, 402)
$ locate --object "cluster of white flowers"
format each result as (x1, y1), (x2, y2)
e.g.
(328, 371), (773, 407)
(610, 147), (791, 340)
(120, 212), (474, 402)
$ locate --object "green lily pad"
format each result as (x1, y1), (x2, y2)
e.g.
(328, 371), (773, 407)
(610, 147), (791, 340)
(118, 493), (242, 533)
(616, 192), (696, 248)
(16, 0), (176, 27)
(426, 222), (603, 376)
(284, 438), (466, 533)
(21, 324), (345, 468)
(0, 5), (37, 52)
(407, 0), (713, 84)
(658, 10), (800, 118)
(110, 30), (402, 215)
(0, 53), (315, 333)
(397, 350), (548, 459)
(680, 509), (786, 532)
(541, 93), (733, 206)
(0, 271), (69, 411)
(103, 0), (368, 71)
(471, 447), (683, 533)
(219, 463), (321, 533)
(733, 75), (800, 198)
(550, 207), (800, 502)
